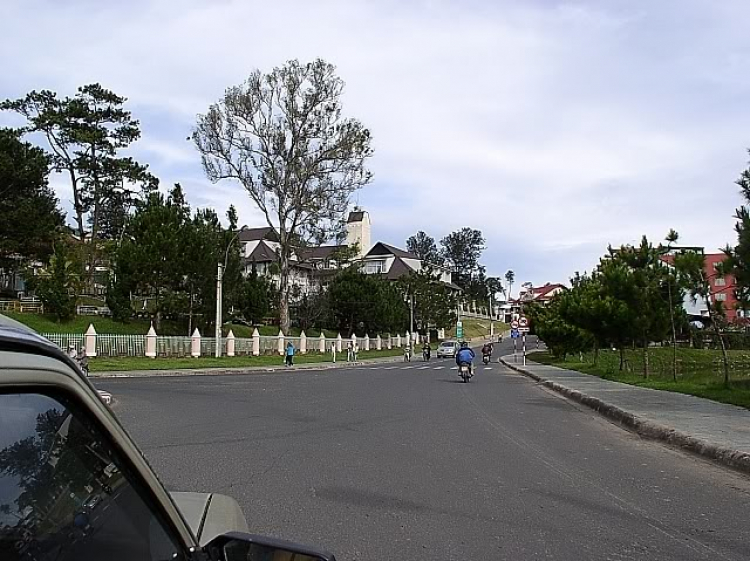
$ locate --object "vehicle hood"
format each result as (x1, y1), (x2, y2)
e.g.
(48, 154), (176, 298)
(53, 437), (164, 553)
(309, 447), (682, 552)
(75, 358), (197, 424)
(170, 492), (249, 546)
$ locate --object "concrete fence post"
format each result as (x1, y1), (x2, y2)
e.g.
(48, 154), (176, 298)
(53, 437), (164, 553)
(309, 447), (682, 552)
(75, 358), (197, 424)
(376, 334), (382, 351)
(300, 331), (307, 354)
(226, 330), (235, 357)
(396, 334), (402, 348)
(252, 328), (260, 356)
(145, 324), (157, 358)
(336, 333), (343, 353)
(277, 330), (285, 356)
(84, 324), (97, 358)
(319, 333), (326, 353)
(364, 334), (370, 351)
(191, 328), (201, 358)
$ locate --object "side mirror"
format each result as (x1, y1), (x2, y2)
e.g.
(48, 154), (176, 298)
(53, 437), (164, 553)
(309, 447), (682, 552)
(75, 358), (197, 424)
(209, 532), (336, 561)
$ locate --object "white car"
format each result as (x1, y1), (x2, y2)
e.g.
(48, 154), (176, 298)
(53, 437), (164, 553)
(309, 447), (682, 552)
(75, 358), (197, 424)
(437, 340), (459, 358)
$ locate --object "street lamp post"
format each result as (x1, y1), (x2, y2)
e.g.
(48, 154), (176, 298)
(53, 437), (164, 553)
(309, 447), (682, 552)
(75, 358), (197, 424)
(216, 225), (248, 358)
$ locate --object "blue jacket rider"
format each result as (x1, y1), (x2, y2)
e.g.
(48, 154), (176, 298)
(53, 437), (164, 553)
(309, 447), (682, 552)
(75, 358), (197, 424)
(455, 342), (475, 372)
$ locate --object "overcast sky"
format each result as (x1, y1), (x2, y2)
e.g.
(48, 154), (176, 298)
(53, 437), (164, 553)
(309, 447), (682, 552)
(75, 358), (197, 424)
(2, 0), (749, 287)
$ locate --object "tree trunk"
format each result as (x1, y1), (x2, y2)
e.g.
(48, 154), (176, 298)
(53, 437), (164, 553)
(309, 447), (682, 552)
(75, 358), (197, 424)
(593, 340), (599, 365)
(619, 347), (625, 371)
(667, 280), (678, 381)
(278, 259), (291, 335)
(643, 335), (649, 379)
(708, 300), (730, 387)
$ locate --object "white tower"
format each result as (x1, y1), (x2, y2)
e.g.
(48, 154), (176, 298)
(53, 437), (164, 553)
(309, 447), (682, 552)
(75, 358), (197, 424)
(346, 209), (371, 258)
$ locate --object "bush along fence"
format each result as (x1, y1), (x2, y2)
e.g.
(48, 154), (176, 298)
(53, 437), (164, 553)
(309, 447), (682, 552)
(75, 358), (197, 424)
(42, 324), (423, 359)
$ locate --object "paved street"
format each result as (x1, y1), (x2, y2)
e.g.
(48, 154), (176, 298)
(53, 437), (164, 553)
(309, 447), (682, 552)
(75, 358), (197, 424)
(98, 339), (750, 560)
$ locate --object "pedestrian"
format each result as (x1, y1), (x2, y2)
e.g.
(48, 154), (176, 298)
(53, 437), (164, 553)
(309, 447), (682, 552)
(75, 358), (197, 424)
(347, 340), (353, 362)
(285, 341), (295, 367)
(352, 342), (358, 362)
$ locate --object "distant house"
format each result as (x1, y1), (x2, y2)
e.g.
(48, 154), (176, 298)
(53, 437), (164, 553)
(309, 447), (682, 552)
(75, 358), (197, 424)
(359, 242), (458, 289)
(661, 250), (742, 324)
(238, 209), (459, 298)
(499, 282), (566, 323)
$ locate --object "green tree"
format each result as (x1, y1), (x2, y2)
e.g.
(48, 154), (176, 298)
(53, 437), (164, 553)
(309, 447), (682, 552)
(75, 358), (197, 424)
(724, 151), (750, 318)
(527, 298), (592, 359)
(609, 237), (675, 378)
(236, 271), (274, 325)
(25, 242), (80, 321)
(440, 228), (485, 290)
(406, 231), (444, 266)
(674, 250), (731, 387)
(0, 128), (64, 275)
(505, 270), (515, 300)
(193, 59), (374, 334)
(397, 268), (457, 332)
(327, 269), (407, 335)
(2, 85), (157, 293)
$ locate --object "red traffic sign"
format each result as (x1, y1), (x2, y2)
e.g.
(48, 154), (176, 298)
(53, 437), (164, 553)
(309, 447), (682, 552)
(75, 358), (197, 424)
(519, 317), (529, 328)
(510, 320), (519, 329)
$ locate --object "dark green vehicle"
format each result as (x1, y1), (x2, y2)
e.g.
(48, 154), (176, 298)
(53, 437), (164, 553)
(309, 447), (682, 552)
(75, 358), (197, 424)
(0, 315), (334, 561)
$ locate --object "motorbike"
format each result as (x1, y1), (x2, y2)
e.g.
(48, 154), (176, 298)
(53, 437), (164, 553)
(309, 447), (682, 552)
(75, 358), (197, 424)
(482, 353), (491, 365)
(459, 362), (472, 383)
(422, 347), (431, 361)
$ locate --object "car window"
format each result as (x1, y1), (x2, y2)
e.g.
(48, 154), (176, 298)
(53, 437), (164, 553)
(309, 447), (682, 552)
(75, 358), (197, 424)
(0, 393), (180, 561)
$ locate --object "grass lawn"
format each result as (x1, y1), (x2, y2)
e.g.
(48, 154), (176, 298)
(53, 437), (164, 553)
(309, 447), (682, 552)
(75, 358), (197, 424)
(2, 313), (342, 339)
(89, 348), (404, 372)
(446, 318), (508, 340)
(531, 348), (750, 409)
(2, 312), (187, 336)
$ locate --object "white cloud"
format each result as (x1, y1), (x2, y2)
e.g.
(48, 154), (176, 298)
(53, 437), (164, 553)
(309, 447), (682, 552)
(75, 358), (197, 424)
(2, 0), (750, 285)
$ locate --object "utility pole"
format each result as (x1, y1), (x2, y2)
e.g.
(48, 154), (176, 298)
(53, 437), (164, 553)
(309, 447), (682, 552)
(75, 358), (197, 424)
(489, 291), (494, 341)
(409, 294), (414, 336)
(215, 262), (223, 358)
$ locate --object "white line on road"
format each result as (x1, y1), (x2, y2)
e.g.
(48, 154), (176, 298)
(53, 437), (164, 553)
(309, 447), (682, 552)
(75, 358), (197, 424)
(484, 367), (493, 371)
(384, 367), (399, 370)
(433, 367), (444, 370)
(417, 366), (430, 370)
(450, 366), (458, 370)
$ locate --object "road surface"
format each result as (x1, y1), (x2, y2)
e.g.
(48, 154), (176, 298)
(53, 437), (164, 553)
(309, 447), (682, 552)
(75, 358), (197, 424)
(98, 338), (750, 560)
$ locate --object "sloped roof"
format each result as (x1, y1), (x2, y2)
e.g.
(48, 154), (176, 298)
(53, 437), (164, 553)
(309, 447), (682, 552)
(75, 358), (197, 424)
(533, 283), (565, 299)
(297, 245), (346, 260)
(239, 227), (279, 243)
(365, 242), (418, 260)
(385, 257), (417, 280)
(244, 240), (277, 262)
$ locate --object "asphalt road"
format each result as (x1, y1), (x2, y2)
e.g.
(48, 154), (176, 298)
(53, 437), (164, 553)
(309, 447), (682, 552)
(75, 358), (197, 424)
(98, 338), (750, 560)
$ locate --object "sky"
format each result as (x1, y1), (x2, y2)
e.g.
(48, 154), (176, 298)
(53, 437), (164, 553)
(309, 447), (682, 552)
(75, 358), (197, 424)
(2, 0), (750, 288)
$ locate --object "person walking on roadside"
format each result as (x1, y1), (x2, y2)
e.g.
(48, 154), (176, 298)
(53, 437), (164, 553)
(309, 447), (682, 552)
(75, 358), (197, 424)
(285, 341), (295, 367)
(347, 340), (354, 362)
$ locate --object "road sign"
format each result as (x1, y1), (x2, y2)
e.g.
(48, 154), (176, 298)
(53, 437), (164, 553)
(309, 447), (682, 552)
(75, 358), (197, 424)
(456, 321), (464, 339)
(519, 317), (529, 328)
(511, 329), (520, 339)
(510, 320), (519, 330)
(518, 327), (530, 334)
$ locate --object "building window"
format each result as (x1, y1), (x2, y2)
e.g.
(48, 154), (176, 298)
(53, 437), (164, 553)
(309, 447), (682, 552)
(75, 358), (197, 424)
(715, 277), (726, 287)
(715, 293), (727, 302)
(364, 261), (384, 274)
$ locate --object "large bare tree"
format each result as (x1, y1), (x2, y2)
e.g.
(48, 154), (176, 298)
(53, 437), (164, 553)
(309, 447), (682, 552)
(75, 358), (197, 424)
(193, 59), (373, 333)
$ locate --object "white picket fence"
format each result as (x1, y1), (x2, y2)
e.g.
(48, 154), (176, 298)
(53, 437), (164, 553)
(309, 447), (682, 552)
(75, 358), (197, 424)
(42, 325), (421, 359)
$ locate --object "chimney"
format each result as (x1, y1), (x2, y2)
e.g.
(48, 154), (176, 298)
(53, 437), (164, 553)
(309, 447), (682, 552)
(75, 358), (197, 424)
(346, 208), (371, 258)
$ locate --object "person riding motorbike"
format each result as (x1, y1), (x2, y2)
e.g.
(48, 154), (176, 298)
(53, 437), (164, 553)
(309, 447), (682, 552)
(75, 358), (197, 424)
(455, 342), (475, 376)
(481, 342), (494, 363)
(422, 341), (431, 361)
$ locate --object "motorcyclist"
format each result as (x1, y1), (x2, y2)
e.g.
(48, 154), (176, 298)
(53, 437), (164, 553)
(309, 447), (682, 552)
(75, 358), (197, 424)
(482, 342), (494, 359)
(422, 341), (431, 360)
(455, 341), (475, 376)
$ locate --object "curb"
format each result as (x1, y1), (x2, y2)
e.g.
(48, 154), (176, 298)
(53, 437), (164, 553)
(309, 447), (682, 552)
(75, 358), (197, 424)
(500, 357), (750, 476)
(90, 355), (406, 379)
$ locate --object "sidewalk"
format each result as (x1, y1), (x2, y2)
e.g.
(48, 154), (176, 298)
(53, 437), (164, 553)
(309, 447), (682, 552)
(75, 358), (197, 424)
(501, 354), (750, 475)
(91, 354), (405, 378)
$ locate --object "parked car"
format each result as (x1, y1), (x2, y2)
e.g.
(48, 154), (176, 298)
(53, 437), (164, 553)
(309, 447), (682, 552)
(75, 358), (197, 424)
(437, 340), (459, 358)
(0, 314), (336, 561)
